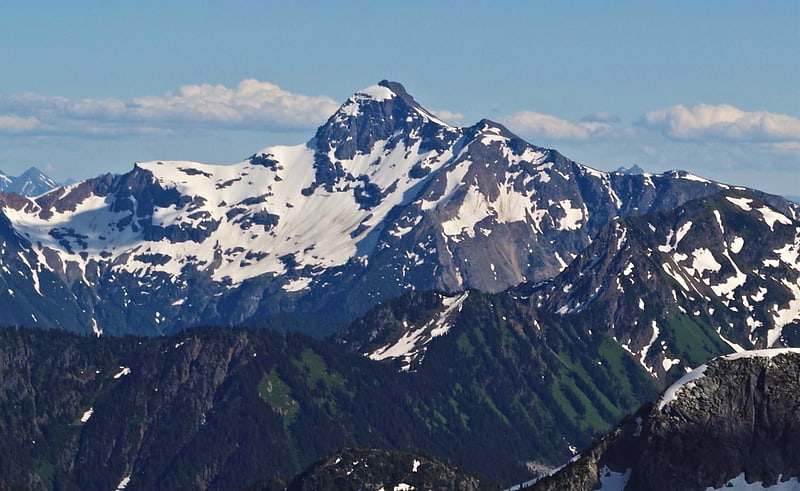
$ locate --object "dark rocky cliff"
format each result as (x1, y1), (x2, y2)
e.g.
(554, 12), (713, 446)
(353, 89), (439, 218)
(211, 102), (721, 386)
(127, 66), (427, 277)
(530, 350), (800, 490)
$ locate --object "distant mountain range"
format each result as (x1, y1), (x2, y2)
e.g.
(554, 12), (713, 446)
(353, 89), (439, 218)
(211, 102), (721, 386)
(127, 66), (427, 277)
(0, 81), (795, 339)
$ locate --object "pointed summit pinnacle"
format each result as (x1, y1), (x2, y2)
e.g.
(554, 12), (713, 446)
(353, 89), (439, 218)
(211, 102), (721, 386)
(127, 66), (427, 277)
(312, 81), (456, 161)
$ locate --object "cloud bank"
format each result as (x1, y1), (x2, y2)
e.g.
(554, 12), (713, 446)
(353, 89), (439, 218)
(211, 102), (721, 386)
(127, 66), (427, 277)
(0, 80), (340, 136)
(501, 111), (612, 140)
(642, 104), (800, 141)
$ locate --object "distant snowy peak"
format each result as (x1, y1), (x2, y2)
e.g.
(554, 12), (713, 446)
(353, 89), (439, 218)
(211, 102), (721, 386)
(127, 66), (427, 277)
(0, 167), (58, 197)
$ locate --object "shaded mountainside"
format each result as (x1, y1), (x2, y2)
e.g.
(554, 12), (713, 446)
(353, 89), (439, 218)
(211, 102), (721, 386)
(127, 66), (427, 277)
(339, 288), (660, 457)
(338, 190), (800, 386)
(0, 325), (657, 490)
(0, 81), (782, 337)
(529, 349), (800, 491)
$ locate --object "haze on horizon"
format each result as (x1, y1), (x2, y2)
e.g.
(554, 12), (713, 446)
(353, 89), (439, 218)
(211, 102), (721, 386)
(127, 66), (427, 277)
(0, 1), (797, 196)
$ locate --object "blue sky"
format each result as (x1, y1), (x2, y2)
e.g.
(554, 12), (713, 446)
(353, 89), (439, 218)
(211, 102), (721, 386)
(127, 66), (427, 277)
(1, 1), (798, 195)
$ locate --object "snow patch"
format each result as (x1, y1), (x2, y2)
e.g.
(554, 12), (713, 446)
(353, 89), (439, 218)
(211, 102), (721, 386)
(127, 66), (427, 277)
(662, 262), (692, 292)
(115, 476), (131, 490)
(441, 186), (491, 240)
(597, 466), (632, 490)
(283, 277), (312, 292)
(705, 472), (800, 490)
(722, 348), (800, 362)
(368, 292), (469, 371)
(726, 196), (753, 211)
(639, 321), (661, 376)
(690, 248), (721, 275)
(674, 221), (693, 246)
(662, 356), (680, 372)
(679, 172), (711, 183)
(557, 200), (585, 231)
(755, 206), (792, 231)
(357, 84), (395, 102)
(730, 236), (745, 254)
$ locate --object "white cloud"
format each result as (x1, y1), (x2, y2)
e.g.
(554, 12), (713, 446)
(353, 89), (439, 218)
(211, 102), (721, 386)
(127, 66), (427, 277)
(766, 141), (800, 155)
(0, 115), (44, 132)
(128, 79), (340, 129)
(0, 79), (340, 136)
(642, 104), (800, 141)
(430, 109), (466, 125)
(502, 110), (612, 140)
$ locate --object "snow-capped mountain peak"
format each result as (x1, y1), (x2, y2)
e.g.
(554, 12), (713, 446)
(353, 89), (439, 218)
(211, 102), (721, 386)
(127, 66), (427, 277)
(0, 81), (793, 337)
(0, 166), (58, 196)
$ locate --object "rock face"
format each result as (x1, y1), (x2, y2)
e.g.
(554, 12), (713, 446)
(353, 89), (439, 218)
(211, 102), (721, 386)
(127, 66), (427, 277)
(529, 349), (800, 491)
(0, 80), (780, 337)
(285, 447), (496, 491)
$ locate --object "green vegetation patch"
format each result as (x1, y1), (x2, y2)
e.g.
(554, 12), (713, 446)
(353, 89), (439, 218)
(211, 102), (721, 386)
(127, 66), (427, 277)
(666, 313), (729, 367)
(456, 333), (475, 357)
(258, 369), (299, 425)
(293, 348), (345, 389)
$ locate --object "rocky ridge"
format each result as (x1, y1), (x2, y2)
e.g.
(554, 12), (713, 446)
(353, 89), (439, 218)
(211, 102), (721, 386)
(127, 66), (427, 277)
(528, 349), (800, 490)
(338, 190), (800, 382)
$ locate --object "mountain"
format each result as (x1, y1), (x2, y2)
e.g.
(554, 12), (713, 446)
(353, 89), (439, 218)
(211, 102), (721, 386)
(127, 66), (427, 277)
(338, 190), (800, 386)
(284, 447), (497, 491)
(0, 167), (57, 196)
(0, 81), (780, 337)
(528, 349), (800, 491)
(613, 165), (645, 175)
(529, 189), (800, 377)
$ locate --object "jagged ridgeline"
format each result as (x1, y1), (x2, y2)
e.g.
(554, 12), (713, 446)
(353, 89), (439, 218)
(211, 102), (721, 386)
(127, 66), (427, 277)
(2, 80), (795, 337)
